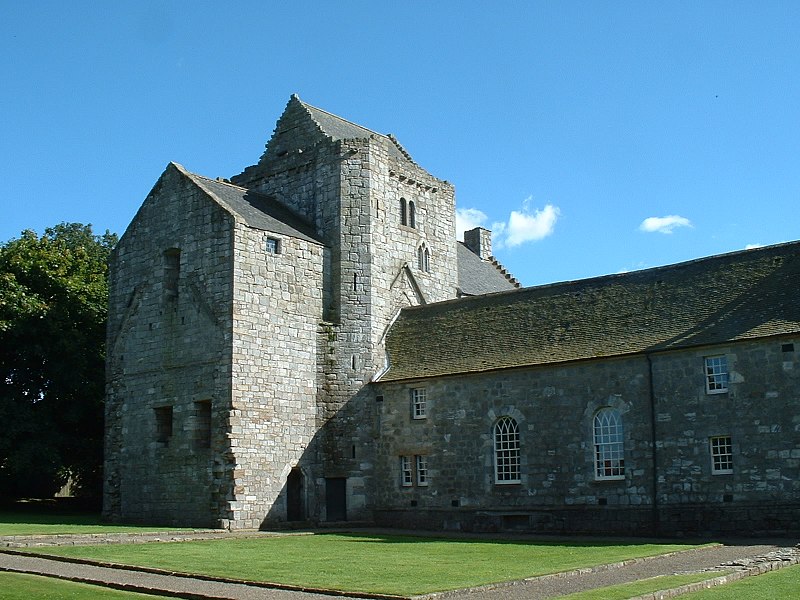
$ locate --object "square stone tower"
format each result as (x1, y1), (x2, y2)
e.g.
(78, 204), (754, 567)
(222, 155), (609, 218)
(104, 96), (460, 528)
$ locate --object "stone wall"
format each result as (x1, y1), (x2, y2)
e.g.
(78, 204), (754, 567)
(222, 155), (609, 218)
(227, 224), (325, 529)
(104, 165), (235, 526)
(373, 336), (800, 535)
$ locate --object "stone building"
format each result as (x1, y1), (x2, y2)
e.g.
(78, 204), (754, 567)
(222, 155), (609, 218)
(104, 95), (800, 535)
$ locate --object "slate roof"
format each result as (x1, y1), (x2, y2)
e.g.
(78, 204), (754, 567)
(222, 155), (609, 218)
(298, 97), (414, 163)
(380, 241), (800, 382)
(177, 164), (322, 244)
(457, 242), (520, 295)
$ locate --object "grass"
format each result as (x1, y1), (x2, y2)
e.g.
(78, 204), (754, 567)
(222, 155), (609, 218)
(680, 563), (800, 599)
(28, 533), (705, 595)
(0, 511), (196, 536)
(559, 572), (733, 599)
(0, 572), (159, 599)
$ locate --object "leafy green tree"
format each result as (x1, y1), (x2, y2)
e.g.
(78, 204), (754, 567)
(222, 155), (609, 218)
(0, 223), (117, 501)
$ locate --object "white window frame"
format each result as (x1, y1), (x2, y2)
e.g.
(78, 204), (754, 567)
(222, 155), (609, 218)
(400, 456), (413, 487)
(705, 355), (728, 394)
(411, 388), (426, 419)
(710, 436), (733, 474)
(593, 408), (625, 480)
(266, 237), (280, 255)
(415, 455), (428, 486)
(494, 417), (521, 484)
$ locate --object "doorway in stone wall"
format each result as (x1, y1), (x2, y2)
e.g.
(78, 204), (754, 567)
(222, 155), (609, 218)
(325, 477), (347, 521)
(286, 467), (304, 521)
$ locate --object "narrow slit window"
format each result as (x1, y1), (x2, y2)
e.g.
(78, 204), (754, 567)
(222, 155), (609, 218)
(154, 406), (173, 445)
(164, 248), (180, 297)
(409, 201), (416, 228)
(400, 198), (408, 226)
(193, 400), (212, 449)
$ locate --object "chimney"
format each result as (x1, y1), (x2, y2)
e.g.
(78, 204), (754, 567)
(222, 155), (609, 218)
(464, 227), (492, 260)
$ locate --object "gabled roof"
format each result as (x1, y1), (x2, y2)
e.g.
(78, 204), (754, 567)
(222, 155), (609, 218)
(380, 241), (800, 382)
(174, 163), (322, 244)
(457, 242), (520, 296)
(295, 95), (415, 163)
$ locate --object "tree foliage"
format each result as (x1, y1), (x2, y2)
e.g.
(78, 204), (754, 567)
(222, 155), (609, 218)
(0, 223), (117, 500)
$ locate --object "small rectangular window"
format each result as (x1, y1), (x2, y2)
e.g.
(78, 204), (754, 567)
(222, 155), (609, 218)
(782, 343), (795, 353)
(411, 388), (426, 419)
(193, 400), (211, 449)
(164, 249), (180, 297)
(704, 356), (728, 394)
(400, 456), (413, 487)
(415, 455), (428, 486)
(154, 406), (173, 445)
(266, 237), (280, 254)
(710, 436), (733, 474)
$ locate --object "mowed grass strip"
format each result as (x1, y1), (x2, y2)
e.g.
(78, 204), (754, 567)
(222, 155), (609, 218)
(0, 572), (160, 599)
(29, 533), (704, 595)
(559, 572), (733, 600)
(0, 511), (196, 536)
(680, 563), (800, 599)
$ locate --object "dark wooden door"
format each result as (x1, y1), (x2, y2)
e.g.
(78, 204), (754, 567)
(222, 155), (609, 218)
(286, 468), (304, 521)
(325, 477), (347, 521)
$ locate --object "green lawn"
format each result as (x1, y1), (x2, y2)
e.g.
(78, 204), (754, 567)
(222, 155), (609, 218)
(28, 533), (705, 595)
(680, 563), (800, 599)
(560, 572), (732, 600)
(0, 511), (196, 536)
(0, 572), (160, 599)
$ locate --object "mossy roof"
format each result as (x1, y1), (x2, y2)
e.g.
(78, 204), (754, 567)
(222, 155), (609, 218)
(380, 241), (800, 382)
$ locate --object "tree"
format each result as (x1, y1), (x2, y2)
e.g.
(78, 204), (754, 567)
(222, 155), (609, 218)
(0, 223), (117, 501)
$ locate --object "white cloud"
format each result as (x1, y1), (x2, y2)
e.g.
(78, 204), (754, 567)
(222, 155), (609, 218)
(639, 215), (692, 234)
(455, 207), (488, 240)
(745, 243), (764, 250)
(503, 201), (560, 248)
(455, 197), (560, 250)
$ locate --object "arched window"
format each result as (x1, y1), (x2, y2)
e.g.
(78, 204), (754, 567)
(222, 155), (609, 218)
(409, 201), (416, 228)
(494, 417), (520, 483)
(594, 408), (624, 479)
(400, 198), (408, 226)
(417, 244), (431, 272)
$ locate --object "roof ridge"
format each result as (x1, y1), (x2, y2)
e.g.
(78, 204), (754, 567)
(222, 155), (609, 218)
(296, 97), (383, 139)
(293, 96), (415, 162)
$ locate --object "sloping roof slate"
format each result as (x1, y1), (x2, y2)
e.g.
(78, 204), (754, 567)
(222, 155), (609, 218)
(299, 98), (413, 163)
(457, 242), (519, 295)
(178, 164), (322, 244)
(381, 241), (800, 382)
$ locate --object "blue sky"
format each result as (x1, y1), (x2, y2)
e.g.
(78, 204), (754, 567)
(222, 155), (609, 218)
(2, 2), (798, 286)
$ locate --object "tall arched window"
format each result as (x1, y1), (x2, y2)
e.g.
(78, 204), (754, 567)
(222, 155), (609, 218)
(594, 408), (624, 479)
(400, 198), (408, 226)
(409, 201), (416, 228)
(494, 417), (520, 483)
(417, 244), (431, 272)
